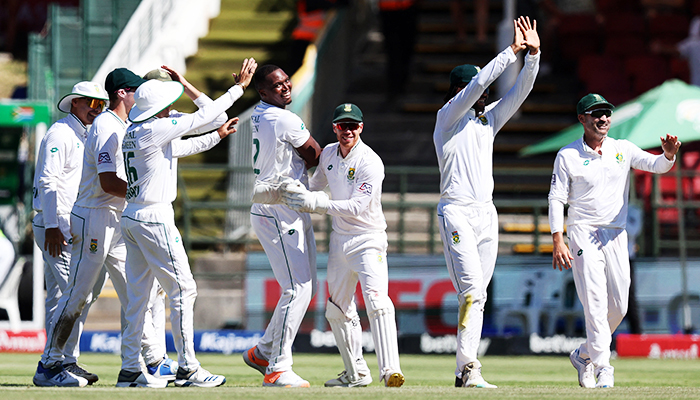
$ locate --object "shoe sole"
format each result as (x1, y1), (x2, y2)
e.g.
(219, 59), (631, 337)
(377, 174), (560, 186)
(386, 373), (405, 387)
(324, 377), (372, 387)
(263, 381), (310, 388)
(33, 376), (87, 387)
(243, 349), (267, 375)
(174, 378), (226, 388)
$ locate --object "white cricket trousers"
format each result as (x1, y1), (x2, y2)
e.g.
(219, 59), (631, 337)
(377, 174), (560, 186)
(568, 224), (630, 373)
(437, 201), (498, 376)
(33, 212), (99, 365)
(250, 203), (317, 373)
(327, 231), (389, 316)
(120, 203), (198, 372)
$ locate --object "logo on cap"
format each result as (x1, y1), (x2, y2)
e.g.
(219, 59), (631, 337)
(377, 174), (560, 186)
(344, 104), (352, 112)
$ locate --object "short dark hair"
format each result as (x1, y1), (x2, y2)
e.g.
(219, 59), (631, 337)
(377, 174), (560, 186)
(253, 64), (282, 92)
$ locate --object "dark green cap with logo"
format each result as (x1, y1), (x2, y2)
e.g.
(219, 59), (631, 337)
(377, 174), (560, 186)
(577, 93), (615, 115)
(105, 68), (147, 93)
(332, 103), (363, 123)
(449, 64), (481, 86)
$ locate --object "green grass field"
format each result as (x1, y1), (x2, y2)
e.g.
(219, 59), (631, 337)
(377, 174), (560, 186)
(1, 353), (699, 399)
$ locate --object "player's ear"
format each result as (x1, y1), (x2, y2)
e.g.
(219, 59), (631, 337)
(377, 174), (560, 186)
(577, 114), (585, 124)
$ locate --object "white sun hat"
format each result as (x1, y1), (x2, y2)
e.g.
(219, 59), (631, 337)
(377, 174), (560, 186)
(128, 80), (184, 123)
(56, 81), (109, 113)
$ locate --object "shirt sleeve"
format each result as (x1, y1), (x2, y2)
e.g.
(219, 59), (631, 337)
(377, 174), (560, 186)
(490, 50), (540, 134)
(187, 94), (229, 135)
(148, 85), (244, 149)
(277, 112), (311, 148)
(436, 46), (518, 133)
(326, 158), (383, 218)
(308, 150), (329, 191)
(548, 151), (570, 234)
(626, 140), (675, 174)
(95, 130), (120, 174)
(171, 131), (222, 158)
(36, 130), (68, 228)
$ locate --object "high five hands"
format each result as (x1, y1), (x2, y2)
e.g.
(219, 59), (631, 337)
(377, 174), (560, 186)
(511, 16), (540, 55)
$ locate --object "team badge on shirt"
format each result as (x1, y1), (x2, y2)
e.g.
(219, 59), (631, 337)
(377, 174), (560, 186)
(615, 153), (624, 164)
(452, 231), (460, 244)
(89, 239), (98, 254)
(358, 182), (372, 195)
(347, 168), (355, 181)
(98, 152), (112, 164)
(478, 115), (488, 125)
(377, 254), (383, 263)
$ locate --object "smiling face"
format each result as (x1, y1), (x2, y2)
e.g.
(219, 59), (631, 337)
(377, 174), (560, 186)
(259, 69), (292, 108)
(71, 97), (104, 125)
(579, 108), (612, 144)
(333, 119), (363, 157)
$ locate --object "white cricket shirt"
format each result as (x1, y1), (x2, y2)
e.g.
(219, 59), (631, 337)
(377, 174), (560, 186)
(434, 47), (540, 206)
(122, 85), (242, 205)
(310, 139), (386, 234)
(548, 137), (675, 232)
(251, 101), (311, 199)
(75, 109), (128, 210)
(32, 114), (87, 228)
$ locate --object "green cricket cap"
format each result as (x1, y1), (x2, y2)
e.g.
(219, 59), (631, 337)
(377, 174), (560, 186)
(143, 68), (173, 82)
(449, 64), (481, 86)
(332, 103), (363, 123)
(105, 68), (147, 93)
(577, 93), (615, 115)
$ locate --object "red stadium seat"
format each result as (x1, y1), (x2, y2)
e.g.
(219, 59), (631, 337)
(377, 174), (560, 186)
(624, 55), (670, 95)
(604, 36), (648, 57)
(649, 13), (690, 44)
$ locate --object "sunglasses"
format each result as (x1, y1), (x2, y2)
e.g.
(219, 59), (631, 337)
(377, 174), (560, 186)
(85, 98), (106, 110)
(584, 109), (612, 118)
(333, 122), (362, 131)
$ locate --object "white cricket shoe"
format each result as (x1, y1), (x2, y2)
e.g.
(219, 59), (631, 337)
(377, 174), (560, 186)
(461, 362), (497, 388)
(33, 361), (88, 387)
(116, 369), (169, 388)
(325, 370), (373, 387)
(147, 357), (178, 381)
(263, 370), (310, 387)
(569, 348), (595, 388)
(596, 367), (615, 388)
(174, 366), (226, 387)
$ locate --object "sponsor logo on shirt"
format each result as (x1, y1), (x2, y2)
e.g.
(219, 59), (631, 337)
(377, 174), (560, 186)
(301, 123), (306, 130)
(577, 249), (583, 256)
(478, 115), (488, 125)
(327, 164), (333, 171)
(288, 229), (296, 235)
(358, 182), (372, 195)
(347, 168), (355, 181)
(50, 147), (58, 153)
(98, 152), (112, 164)
(583, 160), (590, 166)
(452, 231), (460, 244)
(171, 119), (177, 125)
(616, 153), (624, 164)
(551, 174), (556, 185)
(89, 239), (98, 254)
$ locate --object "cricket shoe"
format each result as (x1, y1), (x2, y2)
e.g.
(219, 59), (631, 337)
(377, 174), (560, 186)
(243, 345), (268, 375)
(324, 370), (373, 387)
(63, 362), (99, 385)
(263, 370), (310, 387)
(174, 366), (226, 387)
(381, 369), (405, 387)
(33, 361), (88, 387)
(116, 369), (168, 388)
(147, 357), (178, 381)
(461, 362), (497, 388)
(595, 367), (615, 388)
(569, 348), (595, 388)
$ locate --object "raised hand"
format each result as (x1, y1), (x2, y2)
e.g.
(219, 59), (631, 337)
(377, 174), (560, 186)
(233, 58), (258, 90)
(510, 18), (526, 54)
(160, 65), (189, 86)
(517, 16), (540, 55)
(217, 117), (239, 139)
(661, 133), (681, 160)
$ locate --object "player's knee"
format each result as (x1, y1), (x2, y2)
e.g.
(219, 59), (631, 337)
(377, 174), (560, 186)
(325, 298), (358, 322)
(364, 292), (395, 319)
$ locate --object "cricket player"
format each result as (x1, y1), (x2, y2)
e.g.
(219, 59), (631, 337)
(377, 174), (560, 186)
(433, 16), (539, 388)
(32, 81), (108, 387)
(549, 94), (680, 388)
(242, 64), (322, 388)
(118, 58), (257, 388)
(282, 103), (405, 387)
